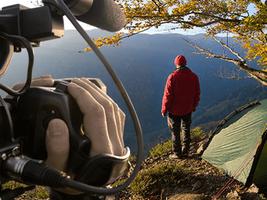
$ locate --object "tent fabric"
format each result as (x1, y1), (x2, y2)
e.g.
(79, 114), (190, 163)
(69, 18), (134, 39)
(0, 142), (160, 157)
(253, 136), (267, 188)
(202, 99), (267, 186)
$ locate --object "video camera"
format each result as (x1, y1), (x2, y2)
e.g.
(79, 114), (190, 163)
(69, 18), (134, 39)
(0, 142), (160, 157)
(0, 1), (143, 199)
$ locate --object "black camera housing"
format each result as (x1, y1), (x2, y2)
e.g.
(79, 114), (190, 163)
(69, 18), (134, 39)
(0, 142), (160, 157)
(0, 4), (64, 48)
(4, 80), (129, 187)
(12, 82), (91, 174)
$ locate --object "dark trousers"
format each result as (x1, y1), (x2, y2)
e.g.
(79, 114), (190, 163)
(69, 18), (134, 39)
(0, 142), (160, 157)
(167, 112), (192, 156)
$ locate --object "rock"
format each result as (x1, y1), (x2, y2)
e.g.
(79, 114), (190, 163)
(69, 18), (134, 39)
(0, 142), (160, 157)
(241, 184), (260, 200)
(226, 190), (241, 200)
(246, 184), (259, 193)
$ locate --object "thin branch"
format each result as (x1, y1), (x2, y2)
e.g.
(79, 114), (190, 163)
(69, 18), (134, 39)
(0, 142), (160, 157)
(212, 36), (245, 61)
(129, 14), (237, 28)
(260, 30), (267, 43)
(184, 39), (267, 86)
(237, 31), (263, 43)
(128, 18), (221, 30)
(216, 66), (249, 80)
(189, 11), (242, 23)
(151, 0), (161, 12)
(120, 27), (152, 39)
(130, 11), (242, 23)
(174, 19), (222, 27)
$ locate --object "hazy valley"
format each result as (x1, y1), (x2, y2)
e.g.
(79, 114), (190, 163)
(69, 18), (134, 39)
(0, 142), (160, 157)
(2, 30), (267, 150)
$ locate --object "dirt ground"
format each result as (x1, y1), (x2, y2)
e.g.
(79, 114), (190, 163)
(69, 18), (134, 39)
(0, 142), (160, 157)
(118, 139), (266, 200)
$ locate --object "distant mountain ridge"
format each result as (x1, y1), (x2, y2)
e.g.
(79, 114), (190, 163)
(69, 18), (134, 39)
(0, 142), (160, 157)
(2, 30), (267, 149)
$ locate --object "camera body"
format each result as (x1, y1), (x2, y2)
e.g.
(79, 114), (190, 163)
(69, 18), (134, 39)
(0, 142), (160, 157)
(12, 82), (91, 174)
(0, 79), (125, 186)
(0, 82), (91, 182)
(0, 79), (129, 187)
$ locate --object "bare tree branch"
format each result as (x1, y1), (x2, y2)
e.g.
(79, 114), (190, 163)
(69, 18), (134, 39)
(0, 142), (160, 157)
(216, 66), (248, 80)
(189, 11), (242, 23)
(212, 36), (245, 61)
(184, 38), (267, 86)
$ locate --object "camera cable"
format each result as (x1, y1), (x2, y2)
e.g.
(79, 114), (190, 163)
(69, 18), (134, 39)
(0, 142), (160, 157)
(0, 96), (15, 142)
(50, 0), (144, 195)
(0, 32), (33, 96)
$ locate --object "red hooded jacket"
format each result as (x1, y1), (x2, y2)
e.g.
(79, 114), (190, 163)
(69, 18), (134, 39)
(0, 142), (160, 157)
(161, 67), (200, 116)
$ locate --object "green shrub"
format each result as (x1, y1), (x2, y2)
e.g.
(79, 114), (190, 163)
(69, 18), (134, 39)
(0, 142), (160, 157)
(130, 162), (186, 197)
(191, 127), (205, 141)
(148, 140), (172, 159)
(33, 186), (49, 199)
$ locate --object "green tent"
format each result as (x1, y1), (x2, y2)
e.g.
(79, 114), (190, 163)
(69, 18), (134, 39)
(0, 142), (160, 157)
(202, 99), (267, 189)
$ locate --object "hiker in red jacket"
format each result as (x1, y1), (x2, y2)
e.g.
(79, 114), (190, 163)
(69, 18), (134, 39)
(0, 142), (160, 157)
(161, 55), (200, 159)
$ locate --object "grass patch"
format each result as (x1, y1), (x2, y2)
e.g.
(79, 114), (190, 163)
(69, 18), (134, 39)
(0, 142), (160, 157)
(129, 162), (187, 197)
(148, 140), (172, 159)
(2, 181), (48, 199)
(31, 186), (49, 199)
(191, 127), (205, 141)
(2, 181), (26, 190)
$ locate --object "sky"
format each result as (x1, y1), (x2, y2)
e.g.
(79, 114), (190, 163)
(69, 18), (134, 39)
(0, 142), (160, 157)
(0, 0), (260, 35)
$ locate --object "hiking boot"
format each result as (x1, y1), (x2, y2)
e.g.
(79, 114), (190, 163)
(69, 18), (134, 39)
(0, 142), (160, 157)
(182, 147), (190, 158)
